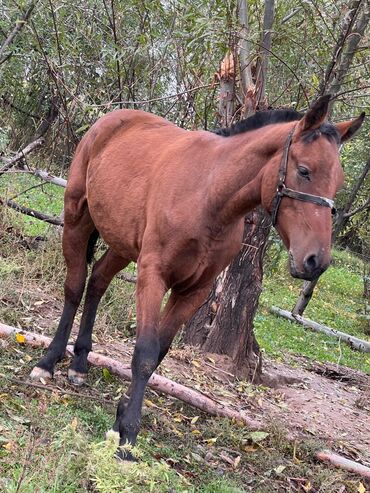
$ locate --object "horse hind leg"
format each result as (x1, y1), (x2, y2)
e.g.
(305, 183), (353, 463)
(68, 249), (129, 385)
(30, 201), (95, 381)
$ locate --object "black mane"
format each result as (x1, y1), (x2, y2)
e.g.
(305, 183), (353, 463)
(214, 108), (341, 145)
(214, 109), (302, 137)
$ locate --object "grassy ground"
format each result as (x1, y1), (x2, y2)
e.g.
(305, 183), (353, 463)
(0, 346), (365, 493)
(256, 248), (370, 374)
(0, 176), (369, 491)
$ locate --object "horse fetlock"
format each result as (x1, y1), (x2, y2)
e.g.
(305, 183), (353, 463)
(29, 366), (53, 381)
(67, 368), (87, 386)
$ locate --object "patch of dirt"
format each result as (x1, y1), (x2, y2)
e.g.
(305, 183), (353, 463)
(90, 340), (370, 460)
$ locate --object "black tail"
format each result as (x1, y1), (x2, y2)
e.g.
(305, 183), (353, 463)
(86, 229), (99, 264)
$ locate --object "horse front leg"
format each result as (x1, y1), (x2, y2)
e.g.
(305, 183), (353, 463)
(113, 262), (166, 460)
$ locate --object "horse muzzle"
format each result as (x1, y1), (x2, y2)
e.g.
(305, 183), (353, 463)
(288, 251), (330, 281)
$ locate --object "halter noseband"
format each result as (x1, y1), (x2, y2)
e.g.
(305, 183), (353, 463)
(270, 126), (336, 227)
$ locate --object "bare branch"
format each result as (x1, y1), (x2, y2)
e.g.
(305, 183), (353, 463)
(0, 198), (63, 226)
(0, 138), (44, 176)
(0, 1), (38, 64)
(343, 197), (370, 218)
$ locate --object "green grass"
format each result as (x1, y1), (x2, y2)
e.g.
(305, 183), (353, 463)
(256, 249), (370, 373)
(0, 173), (64, 236)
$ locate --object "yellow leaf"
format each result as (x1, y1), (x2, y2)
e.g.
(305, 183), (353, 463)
(144, 399), (155, 408)
(191, 429), (201, 435)
(192, 360), (201, 368)
(233, 456), (241, 468)
(174, 417), (183, 423)
(191, 416), (200, 425)
(70, 417), (78, 430)
(15, 333), (26, 344)
(205, 437), (218, 445)
(303, 481), (312, 492)
(358, 483), (366, 493)
(3, 441), (16, 452)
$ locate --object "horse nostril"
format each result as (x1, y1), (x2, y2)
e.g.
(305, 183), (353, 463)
(304, 254), (319, 273)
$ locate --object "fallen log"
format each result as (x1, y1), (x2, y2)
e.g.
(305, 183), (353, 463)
(0, 138), (44, 176)
(0, 198), (63, 226)
(316, 449), (370, 479)
(0, 322), (261, 430)
(270, 306), (370, 353)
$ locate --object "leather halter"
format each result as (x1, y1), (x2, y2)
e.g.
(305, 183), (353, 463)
(270, 126), (336, 227)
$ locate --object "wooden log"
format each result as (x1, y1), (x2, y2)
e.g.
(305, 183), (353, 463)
(270, 306), (370, 353)
(316, 449), (370, 479)
(0, 322), (261, 430)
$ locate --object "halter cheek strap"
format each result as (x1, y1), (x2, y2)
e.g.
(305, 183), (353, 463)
(270, 126), (336, 227)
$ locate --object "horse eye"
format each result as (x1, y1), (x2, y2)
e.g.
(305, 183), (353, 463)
(298, 166), (310, 180)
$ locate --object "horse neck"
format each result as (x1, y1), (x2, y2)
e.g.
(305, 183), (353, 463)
(212, 122), (295, 224)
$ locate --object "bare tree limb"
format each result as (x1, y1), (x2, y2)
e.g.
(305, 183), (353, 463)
(316, 449), (370, 479)
(0, 198), (63, 226)
(0, 322), (262, 430)
(33, 169), (67, 188)
(270, 306), (370, 353)
(343, 197), (370, 218)
(0, 1), (38, 64)
(0, 138), (44, 176)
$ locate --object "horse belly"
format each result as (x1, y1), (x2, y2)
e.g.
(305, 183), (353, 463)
(86, 159), (147, 260)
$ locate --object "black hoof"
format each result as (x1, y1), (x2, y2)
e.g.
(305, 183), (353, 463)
(68, 368), (87, 386)
(115, 447), (138, 462)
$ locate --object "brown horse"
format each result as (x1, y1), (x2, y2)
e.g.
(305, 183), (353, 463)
(30, 95), (364, 459)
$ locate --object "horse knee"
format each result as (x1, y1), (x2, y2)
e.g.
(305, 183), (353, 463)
(132, 335), (160, 379)
(64, 282), (85, 307)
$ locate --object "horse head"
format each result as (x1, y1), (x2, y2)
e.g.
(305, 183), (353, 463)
(262, 95), (365, 280)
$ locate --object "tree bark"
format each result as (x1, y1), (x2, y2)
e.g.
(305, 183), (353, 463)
(255, 0), (275, 109)
(237, 0), (256, 118)
(183, 208), (271, 379)
(217, 51), (236, 126)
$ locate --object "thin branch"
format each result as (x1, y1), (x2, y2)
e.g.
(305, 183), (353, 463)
(0, 1), (38, 63)
(90, 82), (217, 108)
(0, 198), (63, 226)
(343, 197), (370, 218)
(281, 7), (302, 24)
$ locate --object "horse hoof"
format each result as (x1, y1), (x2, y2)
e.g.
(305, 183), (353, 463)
(115, 447), (138, 462)
(68, 369), (87, 386)
(29, 366), (52, 381)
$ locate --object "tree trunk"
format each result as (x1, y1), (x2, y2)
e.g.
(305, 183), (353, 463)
(182, 208), (271, 379)
(255, 0), (275, 109)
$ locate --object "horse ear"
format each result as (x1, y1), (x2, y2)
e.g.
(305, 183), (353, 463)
(295, 94), (331, 134)
(335, 112), (365, 143)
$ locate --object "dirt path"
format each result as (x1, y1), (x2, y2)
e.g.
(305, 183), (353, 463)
(91, 339), (370, 461)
